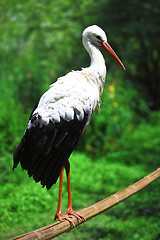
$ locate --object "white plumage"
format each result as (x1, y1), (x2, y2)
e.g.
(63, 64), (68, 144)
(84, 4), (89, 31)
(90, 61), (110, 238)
(28, 69), (100, 128)
(28, 25), (108, 129)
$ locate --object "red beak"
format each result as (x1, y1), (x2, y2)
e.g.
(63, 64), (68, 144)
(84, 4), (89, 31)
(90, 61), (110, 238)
(101, 42), (125, 70)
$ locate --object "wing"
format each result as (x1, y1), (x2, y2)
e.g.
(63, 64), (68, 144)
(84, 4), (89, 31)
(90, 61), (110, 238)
(13, 70), (100, 190)
(13, 111), (88, 189)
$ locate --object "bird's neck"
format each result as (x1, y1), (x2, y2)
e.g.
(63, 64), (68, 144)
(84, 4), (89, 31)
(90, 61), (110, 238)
(85, 43), (107, 95)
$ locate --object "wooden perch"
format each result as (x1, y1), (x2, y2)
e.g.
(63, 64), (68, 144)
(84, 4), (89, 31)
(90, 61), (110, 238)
(10, 168), (160, 240)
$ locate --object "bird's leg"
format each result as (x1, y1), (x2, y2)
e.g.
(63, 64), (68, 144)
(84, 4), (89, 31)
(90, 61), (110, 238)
(55, 167), (64, 220)
(55, 166), (76, 226)
(65, 159), (86, 222)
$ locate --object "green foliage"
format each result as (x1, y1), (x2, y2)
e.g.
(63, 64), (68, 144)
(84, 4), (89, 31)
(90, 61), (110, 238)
(0, 152), (160, 239)
(79, 76), (150, 156)
(96, 0), (160, 110)
(0, 0), (159, 110)
(0, 1), (160, 239)
(0, 97), (27, 152)
(0, 0), (98, 108)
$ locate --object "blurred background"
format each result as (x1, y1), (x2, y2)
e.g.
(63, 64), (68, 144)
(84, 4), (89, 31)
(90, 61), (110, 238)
(0, 0), (160, 239)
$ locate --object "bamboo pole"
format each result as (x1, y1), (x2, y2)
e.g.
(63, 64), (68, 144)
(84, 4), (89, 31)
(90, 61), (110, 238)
(10, 168), (160, 240)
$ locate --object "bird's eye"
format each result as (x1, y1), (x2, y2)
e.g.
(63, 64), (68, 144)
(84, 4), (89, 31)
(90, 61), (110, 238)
(96, 35), (102, 41)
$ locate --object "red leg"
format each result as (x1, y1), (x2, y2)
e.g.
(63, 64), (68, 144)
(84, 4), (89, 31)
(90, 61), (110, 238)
(55, 167), (75, 226)
(55, 159), (86, 227)
(65, 159), (86, 222)
(55, 167), (64, 219)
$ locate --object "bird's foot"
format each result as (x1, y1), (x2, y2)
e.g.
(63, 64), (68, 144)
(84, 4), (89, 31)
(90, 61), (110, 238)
(55, 209), (86, 227)
(67, 208), (86, 222)
(55, 212), (76, 227)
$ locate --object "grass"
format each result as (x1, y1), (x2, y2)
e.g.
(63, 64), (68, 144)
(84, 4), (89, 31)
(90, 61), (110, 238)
(0, 151), (160, 240)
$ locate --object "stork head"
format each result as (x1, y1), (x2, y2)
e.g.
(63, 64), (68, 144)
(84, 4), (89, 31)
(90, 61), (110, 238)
(83, 25), (107, 48)
(82, 25), (125, 70)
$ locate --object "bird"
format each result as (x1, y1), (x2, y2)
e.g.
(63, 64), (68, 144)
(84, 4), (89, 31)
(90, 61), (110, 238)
(13, 25), (125, 226)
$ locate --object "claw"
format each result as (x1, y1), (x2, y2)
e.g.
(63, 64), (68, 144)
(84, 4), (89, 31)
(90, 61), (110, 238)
(55, 213), (76, 227)
(67, 209), (86, 222)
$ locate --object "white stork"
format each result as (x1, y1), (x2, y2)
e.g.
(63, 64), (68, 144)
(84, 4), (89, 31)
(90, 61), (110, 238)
(13, 25), (125, 226)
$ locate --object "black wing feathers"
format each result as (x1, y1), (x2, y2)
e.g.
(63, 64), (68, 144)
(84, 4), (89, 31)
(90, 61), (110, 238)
(13, 111), (88, 190)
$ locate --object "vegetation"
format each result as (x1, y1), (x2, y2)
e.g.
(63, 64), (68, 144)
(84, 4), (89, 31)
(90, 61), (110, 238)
(0, 1), (159, 239)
